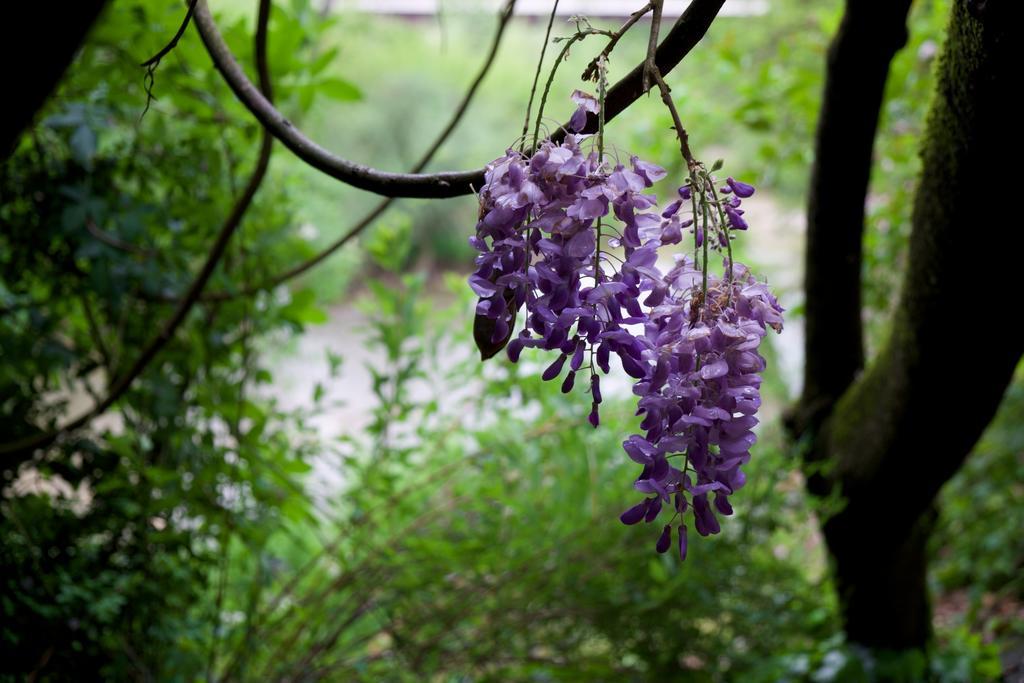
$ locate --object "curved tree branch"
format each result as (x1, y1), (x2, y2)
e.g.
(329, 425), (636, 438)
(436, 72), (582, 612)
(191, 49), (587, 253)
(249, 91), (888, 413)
(254, 0), (274, 102)
(192, 0), (725, 199)
(155, 0), (518, 304)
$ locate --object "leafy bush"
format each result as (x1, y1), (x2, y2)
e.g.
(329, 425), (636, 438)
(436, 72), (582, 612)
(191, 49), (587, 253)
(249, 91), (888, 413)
(0, 1), (337, 677)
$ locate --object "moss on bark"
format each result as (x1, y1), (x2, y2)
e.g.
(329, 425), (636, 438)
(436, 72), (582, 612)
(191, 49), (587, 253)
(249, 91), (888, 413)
(805, 0), (1021, 653)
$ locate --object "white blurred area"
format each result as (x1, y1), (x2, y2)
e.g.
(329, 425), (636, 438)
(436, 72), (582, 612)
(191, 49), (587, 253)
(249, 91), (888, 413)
(337, 0), (769, 18)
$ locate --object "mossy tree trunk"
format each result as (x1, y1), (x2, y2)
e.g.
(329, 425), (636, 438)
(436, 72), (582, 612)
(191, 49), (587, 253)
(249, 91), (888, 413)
(793, 0), (1020, 652)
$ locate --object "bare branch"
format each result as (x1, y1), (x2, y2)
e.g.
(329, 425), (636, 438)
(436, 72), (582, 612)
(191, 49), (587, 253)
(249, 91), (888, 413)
(85, 218), (156, 256)
(140, 0), (200, 118)
(521, 0), (560, 144)
(581, 3), (653, 82)
(153, 0), (518, 304)
(254, 0), (274, 101)
(641, 0), (662, 91)
(192, 0), (725, 198)
(192, 0), (476, 198)
(140, 0), (199, 67)
(642, 2), (696, 170)
(649, 66), (695, 169)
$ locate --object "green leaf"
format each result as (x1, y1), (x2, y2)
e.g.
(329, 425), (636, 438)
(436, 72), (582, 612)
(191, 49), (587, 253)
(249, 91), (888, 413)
(280, 288), (328, 325)
(70, 125), (97, 169)
(317, 76), (362, 102)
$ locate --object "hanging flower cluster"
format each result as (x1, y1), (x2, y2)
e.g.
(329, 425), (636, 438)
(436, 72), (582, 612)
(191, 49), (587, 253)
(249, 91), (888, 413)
(469, 92), (783, 559)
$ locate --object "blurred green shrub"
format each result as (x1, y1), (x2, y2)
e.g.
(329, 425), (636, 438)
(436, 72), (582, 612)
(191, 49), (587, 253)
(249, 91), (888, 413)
(0, 1), (337, 678)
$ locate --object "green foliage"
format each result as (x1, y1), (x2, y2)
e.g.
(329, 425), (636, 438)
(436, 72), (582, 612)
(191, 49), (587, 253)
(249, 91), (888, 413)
(0, 2), (332, 678)
(2, 0), (1020, 680)
(718, 0), (952, 340)
(189, 278), (836, 682)
(931, 367), (1024, 653)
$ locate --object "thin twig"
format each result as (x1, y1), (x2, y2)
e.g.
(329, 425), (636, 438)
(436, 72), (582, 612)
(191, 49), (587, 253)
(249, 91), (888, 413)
(140, 0), (199, 67)
(643, 0), (695, 165)
(532, 29), (610, 148)
(85, 218), (155, 256)
(78, 292), (113, 370)
(521, 0), (561, 148)
(649, 66), (696, 167)
(642, 0), (664, 92)
(140, 0), (200, 118)
(582, 2), (653, 82)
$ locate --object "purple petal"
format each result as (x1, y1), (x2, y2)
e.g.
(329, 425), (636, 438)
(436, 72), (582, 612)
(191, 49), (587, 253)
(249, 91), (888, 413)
(620, 351), (647, 379)
(566, 229), (597, 258)
(644, 496), (663, 523)
(585, 282), (629, 303)
(632, 156), (667, 184)
(560, 370), (576, 393)
(570, 342), (586, 371)
(661, 200), (682, 218)
(726, 177), (755, 198)
(468, 275), (499, 297)
(726, 206), (748, 230)
(655, 524), (672, 553)
(714, 493), (734, 516)
(507, 337), (524, 362)
(542, 354), (567, 381)
(693, 495), (721, 537)
(699, 359), (729, 380)
(568, 106), (588, 133)
(619, 501), (648, 525)
(571, 89), (600, 114)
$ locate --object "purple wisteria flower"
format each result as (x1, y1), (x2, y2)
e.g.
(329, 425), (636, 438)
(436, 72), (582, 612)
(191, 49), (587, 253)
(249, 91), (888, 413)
(621, 256), (783, 553)
(470, 117), (665, 422)
(470, 92), (782, 560)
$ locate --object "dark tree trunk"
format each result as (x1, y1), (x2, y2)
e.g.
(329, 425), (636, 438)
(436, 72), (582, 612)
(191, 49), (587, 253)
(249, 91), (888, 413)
(2, 1), (110, 160)
(799, 0), (913, 431)
(795, 0), (1021, 653)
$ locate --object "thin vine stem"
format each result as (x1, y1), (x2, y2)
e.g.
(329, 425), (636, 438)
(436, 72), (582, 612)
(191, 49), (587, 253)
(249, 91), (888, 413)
(532, 33), (586, 149)
(521, 0), (561, 149)
(707, 180), (734, 294)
